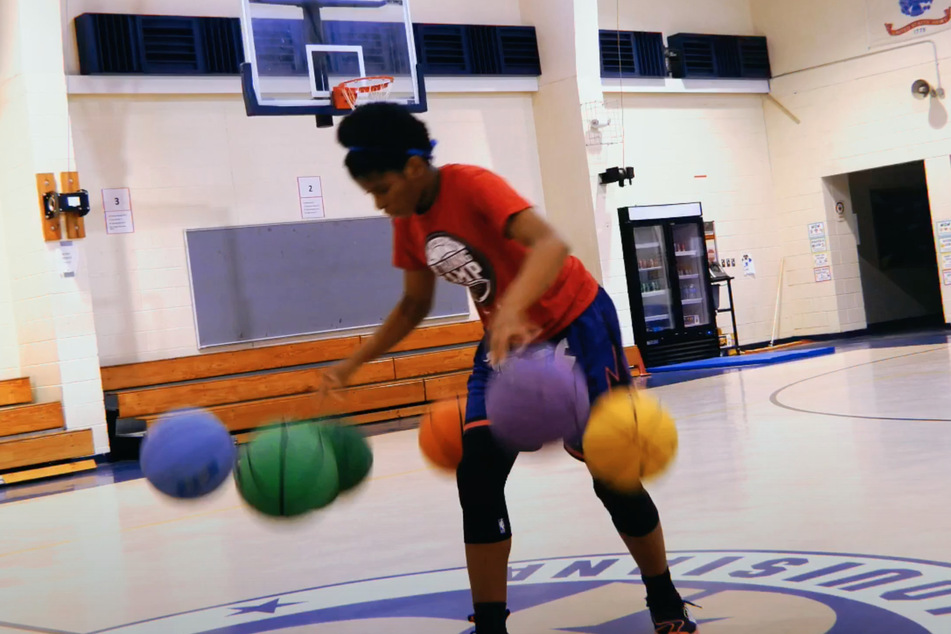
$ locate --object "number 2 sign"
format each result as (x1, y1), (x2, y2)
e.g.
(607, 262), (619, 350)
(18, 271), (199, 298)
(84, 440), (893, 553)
(297, 177), (323, 199)
(297, 177), (325, 220)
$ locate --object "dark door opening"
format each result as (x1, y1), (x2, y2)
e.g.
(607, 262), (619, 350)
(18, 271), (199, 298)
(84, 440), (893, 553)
(848, 161), (943, 332)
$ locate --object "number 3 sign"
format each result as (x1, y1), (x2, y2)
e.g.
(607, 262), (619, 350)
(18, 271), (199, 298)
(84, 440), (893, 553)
(102, 188), (131, 211)
(101, 188), (134, 234)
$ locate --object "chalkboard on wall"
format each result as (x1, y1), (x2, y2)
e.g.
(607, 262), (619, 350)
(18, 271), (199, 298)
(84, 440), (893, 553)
(185, 217), (471, 348)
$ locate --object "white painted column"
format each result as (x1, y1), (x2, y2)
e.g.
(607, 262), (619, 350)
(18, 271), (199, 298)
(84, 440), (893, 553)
(925, 155), (951, 323)
(0, 203), (18, 380)
(0, 0), (108, 451)
(519, 0), (605, 281)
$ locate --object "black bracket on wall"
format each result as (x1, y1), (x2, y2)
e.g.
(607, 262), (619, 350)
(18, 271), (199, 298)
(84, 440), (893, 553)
(600, 167), (635, 188)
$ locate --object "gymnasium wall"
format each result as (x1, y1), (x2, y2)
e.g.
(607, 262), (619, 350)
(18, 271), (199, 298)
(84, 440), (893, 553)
(596, 95), (780, 347)
(751, 0), (951, 333)
(1, 0), (108, 451)
(598, 0), (755, 36)
(0, 204), (17, 380)
(0, 0), (14, 380)
(594, 0), (779, 346)
(62, 1), (543, 365)
(1, 0), (27, 382)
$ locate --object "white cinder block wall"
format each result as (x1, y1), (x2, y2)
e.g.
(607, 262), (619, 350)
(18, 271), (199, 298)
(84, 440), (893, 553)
(0, 0), (108, 451)
(597, 0), (755, 37)
(597, 95), (781, 347)
(0, 205), (19, 381)
(0, 2), (20, 382)
(595, 0), (780, 347)
(751, 0), (951, 335)
(64, 1), (543, 365)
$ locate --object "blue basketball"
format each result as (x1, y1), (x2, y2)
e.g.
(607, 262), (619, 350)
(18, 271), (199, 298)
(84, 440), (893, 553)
(140, 408), (237, 499)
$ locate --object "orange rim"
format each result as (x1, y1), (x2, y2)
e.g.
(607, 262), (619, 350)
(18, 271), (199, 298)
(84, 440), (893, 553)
(332, 76), (394, 110)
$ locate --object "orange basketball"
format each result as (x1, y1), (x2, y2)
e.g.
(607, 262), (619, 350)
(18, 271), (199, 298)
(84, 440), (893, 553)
(419, 397), (465, 471)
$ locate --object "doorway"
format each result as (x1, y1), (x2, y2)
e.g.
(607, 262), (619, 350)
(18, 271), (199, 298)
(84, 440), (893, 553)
(848, 161), (943, 332)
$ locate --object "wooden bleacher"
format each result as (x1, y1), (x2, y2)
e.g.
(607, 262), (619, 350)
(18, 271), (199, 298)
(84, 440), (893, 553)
(102, 319), (648, 456)
(0, 378), (97, 485)
(102, 321), (485, 454)
(0, 318), (647, 482)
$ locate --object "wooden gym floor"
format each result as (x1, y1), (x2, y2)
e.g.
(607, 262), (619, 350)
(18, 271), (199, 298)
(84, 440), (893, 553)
(1, 332), (951, 633)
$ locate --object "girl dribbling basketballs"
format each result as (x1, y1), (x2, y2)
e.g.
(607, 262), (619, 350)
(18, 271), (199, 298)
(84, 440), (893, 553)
(316, 103), (696, 634)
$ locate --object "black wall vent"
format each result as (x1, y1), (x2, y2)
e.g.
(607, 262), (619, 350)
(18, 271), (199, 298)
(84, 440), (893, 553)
(667, 33), (771, 79)
(599, 30), (665, 78)
(76, 14), (542, 78)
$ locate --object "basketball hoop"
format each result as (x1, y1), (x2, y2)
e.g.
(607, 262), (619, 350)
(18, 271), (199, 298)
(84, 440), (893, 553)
(332, 76), (394, 110)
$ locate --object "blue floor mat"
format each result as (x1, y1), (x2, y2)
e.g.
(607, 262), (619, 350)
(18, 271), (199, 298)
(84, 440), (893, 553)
(649, 346), (836, 372)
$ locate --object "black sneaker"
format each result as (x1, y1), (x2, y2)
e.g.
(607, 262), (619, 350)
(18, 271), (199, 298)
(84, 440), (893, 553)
(647, 596), (699, 633)
(466, 609), (510, 634)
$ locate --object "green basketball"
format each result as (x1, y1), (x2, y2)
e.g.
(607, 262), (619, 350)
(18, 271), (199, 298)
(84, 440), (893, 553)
(322, 422), (373, 493)
(233, 422), (340, 517)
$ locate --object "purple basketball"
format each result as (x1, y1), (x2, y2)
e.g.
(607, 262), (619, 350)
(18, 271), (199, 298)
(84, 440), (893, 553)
(485, 344), (591, 452)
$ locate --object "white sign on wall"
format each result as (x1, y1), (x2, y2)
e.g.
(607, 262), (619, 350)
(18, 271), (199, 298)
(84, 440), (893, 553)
(298, 177), (323, 198)
(57, 241), (78, 278)
(814, 252), (830, 267)
(937, 219), (951, 236)
(298, 176), (325, 220)
(814, 266), (833, 283)
(810, 238), (828, 253)
(102, 188), (131, 211)
(808, 222), (826, 239)
(944, 269), (951, 286)
(105, 210), (134, 234)
(102, 187), (135, 234)
(300, 197), (325, 220)
(866, 0), (951, 47)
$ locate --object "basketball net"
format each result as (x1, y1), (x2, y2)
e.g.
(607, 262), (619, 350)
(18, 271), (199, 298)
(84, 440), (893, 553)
(332, 76), (395, 110)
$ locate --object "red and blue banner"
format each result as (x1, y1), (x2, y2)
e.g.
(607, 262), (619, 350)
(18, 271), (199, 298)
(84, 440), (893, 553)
(867, 0), (951, 46)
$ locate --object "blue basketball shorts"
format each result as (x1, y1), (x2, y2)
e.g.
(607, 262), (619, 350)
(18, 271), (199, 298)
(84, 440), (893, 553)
(464, 287), (632, 456)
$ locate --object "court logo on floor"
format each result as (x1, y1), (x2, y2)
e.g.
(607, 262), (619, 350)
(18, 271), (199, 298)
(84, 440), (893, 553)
(100, 550), (951, 633)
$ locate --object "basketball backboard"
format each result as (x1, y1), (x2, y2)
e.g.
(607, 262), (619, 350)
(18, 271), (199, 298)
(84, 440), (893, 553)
(239, 0), (426, 123)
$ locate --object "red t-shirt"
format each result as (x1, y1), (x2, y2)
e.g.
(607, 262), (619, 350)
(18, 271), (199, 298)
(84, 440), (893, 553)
(393, 164), (598, 339)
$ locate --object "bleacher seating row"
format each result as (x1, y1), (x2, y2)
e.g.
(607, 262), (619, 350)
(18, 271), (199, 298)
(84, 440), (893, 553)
(0, 320), (647, 483)
(0, 378), (96, 484)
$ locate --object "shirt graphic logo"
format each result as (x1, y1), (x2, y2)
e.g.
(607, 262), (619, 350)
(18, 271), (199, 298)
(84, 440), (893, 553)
(425, 233), (496, 307)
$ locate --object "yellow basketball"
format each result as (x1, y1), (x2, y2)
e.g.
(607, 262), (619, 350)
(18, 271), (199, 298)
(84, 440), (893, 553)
(582, 386), (678, 491)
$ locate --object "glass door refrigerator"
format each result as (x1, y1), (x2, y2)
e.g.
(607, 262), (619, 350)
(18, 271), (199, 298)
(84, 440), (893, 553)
(617, 203), (719, 368)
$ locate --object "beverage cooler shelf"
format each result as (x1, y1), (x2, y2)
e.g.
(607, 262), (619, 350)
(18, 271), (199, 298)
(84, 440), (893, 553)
(618, 203), (721, 369)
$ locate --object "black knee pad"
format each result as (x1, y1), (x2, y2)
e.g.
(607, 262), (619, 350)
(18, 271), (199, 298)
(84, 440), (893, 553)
(593, 480), (660, 538)
(457, 427), (516, 544)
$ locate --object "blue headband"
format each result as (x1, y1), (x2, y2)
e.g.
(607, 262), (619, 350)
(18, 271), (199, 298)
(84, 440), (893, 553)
(347, 139), (437, 159)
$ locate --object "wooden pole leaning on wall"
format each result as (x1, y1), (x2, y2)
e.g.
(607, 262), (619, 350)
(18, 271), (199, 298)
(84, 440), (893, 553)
(60, 172), (86, 239)
(36, 173), (62, 242)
